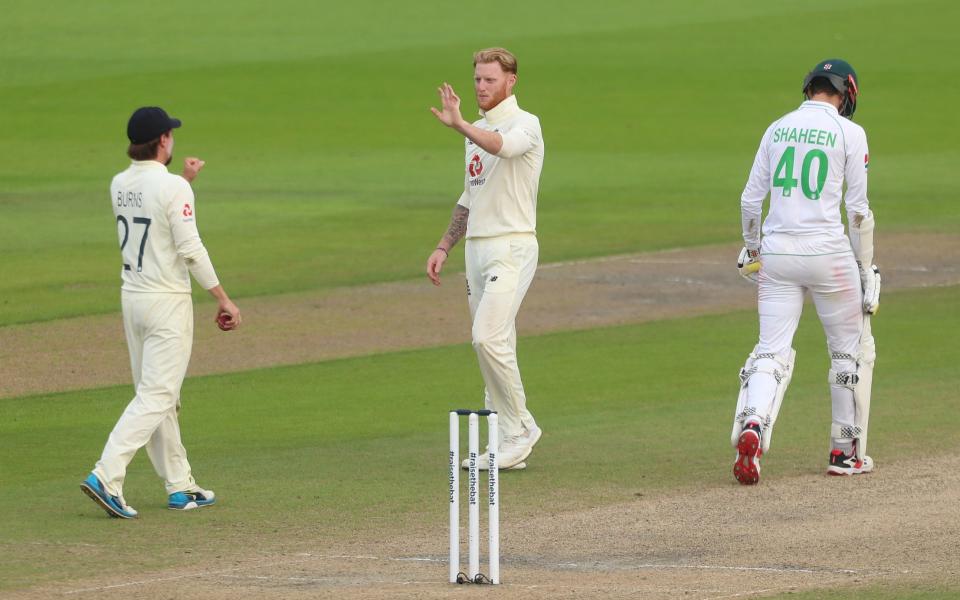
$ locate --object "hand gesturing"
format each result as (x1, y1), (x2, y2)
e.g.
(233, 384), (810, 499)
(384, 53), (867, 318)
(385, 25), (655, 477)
(430, 83), (463, 128)
(183, 157), (205, 183)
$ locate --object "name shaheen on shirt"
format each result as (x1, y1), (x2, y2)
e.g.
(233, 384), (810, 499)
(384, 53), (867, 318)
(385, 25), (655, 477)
(741, 100), (870, 255)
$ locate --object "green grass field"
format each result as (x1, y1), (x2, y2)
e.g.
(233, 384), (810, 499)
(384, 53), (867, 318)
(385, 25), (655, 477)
(2, 1), (958, 597)
(3, 286), (958, 591)
(2, 0), (958, 325)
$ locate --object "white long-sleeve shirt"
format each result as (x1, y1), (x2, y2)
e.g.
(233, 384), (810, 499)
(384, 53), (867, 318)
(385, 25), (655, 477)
(110, 161), (219, 293)
(456, 95), (544, 239)
(741, 100), (870, 255)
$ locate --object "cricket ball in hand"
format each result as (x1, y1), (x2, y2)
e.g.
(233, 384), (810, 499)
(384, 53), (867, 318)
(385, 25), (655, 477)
(217, 314), (232, 331)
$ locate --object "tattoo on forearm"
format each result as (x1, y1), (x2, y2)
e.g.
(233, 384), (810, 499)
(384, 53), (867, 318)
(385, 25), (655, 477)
(442, 205), (469, 247)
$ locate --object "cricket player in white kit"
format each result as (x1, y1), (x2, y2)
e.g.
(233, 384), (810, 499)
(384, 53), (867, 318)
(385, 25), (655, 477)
(731, 60), (881, 485)
(426, 48), (544, 470)
(81, 107), (241, 518)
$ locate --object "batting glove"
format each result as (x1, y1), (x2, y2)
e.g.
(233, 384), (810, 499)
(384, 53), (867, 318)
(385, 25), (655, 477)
(859, 263), (881, 315)
(737, 246), (761, 282)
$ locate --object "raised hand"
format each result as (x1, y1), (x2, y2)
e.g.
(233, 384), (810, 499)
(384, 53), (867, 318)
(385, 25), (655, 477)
(430, 83), (464, 128)
(183, 157), (205, 183)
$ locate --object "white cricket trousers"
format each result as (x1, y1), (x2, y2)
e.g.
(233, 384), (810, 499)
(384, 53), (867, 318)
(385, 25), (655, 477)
(745, 250), (863, 434)
(465, 233), (539, 439)
(93, 291), (197, 496)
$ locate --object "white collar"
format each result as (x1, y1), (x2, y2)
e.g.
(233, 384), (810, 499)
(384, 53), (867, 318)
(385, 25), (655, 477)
(800, 100), (839, 114)
(480, 95), (520, 124)
(130, 160), (167, 170)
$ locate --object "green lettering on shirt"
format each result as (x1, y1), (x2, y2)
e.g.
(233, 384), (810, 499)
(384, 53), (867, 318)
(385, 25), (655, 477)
(776, 127), (838, 148)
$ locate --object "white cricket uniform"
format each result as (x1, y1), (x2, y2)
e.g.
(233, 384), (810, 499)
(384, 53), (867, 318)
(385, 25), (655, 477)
(456, 95), (544, 438)
(740, 100), (871, 437)
(93, 160), (219, 497)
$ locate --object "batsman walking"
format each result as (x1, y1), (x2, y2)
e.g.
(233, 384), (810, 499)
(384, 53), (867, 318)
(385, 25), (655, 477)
(426, 48), (544, 470)
(731, 59), (881, 485)
(81, 107), (241, 518)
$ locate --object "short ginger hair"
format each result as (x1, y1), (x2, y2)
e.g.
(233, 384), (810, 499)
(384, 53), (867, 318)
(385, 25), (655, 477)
(473, 47), (518, 74)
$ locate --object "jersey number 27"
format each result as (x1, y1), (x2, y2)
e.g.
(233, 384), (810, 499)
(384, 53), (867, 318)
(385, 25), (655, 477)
(117, 216), (152, 272)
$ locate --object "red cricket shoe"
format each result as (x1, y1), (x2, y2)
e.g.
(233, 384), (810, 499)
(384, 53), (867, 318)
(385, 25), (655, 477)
(734, 422), (763, 485)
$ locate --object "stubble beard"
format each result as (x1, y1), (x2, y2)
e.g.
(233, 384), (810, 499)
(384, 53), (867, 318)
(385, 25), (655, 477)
(479, 84), (509, 111)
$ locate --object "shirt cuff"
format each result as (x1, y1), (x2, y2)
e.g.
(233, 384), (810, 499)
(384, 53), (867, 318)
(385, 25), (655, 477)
(186, 252), (220, 290)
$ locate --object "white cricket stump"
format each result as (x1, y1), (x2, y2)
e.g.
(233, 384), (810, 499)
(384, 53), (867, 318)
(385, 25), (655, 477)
(448, 409), (500, 585)
(468, 412), (480, 580)
(487, 412), (500, 584)
(448, 411), (459, 584)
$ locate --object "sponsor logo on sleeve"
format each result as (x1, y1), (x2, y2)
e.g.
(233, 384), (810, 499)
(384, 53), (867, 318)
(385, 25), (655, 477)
(182, 203), (194, 221)
(864, 153), (869, 171)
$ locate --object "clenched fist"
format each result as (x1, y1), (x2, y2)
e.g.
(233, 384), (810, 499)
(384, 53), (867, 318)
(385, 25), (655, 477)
(183, 157), (206, 183)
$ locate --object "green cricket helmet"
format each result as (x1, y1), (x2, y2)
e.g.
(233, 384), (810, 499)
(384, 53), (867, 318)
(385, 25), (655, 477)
(802, 59), (860, 118)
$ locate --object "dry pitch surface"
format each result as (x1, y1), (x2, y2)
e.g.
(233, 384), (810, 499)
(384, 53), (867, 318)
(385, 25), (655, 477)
(13, 455), (960, 599)
(4, 232), (959, 598)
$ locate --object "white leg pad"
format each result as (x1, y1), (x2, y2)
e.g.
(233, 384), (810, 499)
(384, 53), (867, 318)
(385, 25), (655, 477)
(829, 316), (875, 459)
(732, 347), (797, 453)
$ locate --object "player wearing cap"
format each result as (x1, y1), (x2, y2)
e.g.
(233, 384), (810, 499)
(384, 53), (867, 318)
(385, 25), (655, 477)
(80, 107), (241, 518)
(426, 48), (544, 470)
(730, 59), (881, 485)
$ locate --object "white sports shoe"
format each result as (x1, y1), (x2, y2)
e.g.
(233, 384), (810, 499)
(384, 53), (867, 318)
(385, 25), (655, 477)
(499, 424), (543, 469)
(461, 424), (542, 471)
(461, 453), (527, 471)
(827, 445), (875, 476)
(525, 424), (543, 450)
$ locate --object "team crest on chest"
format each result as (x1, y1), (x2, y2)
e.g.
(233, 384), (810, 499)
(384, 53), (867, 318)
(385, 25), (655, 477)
(468, 154), (483, 178)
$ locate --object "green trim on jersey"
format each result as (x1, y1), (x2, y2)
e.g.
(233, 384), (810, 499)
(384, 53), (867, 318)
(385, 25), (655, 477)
(816, 107), (847, 152)
(762, 249), (853, 257)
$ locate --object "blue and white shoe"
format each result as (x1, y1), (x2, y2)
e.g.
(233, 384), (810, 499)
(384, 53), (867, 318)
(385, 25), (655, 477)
(168, 488), (216, 511)
(80, 474), (138, 519)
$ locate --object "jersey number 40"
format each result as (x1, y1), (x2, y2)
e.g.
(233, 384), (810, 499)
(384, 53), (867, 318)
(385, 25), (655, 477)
(773, 146), (828, 201)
